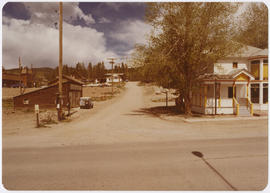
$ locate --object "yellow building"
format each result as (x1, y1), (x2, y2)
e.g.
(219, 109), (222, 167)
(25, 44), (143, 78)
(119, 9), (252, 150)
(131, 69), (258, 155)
(191, 45), (268, 116)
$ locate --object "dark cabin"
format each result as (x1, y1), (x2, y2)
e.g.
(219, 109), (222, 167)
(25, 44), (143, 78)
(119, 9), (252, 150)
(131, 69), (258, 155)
(13, 75), (83, 109)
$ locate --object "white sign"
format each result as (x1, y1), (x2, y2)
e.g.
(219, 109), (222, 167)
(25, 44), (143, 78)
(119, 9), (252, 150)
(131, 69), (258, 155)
(35, 104), (39, 114)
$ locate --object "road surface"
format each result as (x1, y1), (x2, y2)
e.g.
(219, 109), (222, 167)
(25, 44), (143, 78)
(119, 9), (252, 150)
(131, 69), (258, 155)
(2, 82), (268, 190)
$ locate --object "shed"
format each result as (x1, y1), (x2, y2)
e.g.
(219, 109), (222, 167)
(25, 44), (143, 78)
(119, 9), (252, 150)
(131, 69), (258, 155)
(13, 75), (83, 109)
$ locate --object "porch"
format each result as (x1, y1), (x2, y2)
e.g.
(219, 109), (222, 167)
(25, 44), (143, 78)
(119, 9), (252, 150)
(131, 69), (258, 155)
(191, 69), (264, 116)
(192, 82), (253, 116)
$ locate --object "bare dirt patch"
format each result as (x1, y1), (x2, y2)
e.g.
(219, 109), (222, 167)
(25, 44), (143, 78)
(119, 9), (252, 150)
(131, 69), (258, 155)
(2, 84), (126, 138)
(82, 83), (125, 101)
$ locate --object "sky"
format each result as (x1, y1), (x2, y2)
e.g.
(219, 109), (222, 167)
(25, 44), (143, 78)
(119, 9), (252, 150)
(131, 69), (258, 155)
(2, 2), (151, 69)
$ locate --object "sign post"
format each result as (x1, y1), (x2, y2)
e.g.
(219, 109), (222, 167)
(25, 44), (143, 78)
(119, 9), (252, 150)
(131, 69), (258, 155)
(35, 104), (39, 128)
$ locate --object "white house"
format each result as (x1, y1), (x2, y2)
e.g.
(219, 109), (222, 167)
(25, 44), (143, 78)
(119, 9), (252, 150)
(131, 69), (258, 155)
(191, 45), (268, 116)
(105, 73), (124, 83)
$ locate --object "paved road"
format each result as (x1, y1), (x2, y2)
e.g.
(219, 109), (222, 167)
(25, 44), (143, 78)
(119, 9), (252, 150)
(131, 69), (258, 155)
(2, 82), (268, 190)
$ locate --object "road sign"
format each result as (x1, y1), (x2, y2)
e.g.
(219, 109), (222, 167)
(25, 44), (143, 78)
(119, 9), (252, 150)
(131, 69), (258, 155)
(35, 104), (39, 114)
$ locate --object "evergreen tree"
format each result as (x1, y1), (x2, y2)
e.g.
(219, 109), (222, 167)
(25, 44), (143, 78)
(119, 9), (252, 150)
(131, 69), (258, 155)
(87, 62), (93, 80)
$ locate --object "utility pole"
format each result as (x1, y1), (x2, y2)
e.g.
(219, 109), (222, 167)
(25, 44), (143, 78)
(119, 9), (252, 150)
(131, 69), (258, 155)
(58, 2), (63, 121)
(107, 58), (116, 96)
(18, 57), (22, 95)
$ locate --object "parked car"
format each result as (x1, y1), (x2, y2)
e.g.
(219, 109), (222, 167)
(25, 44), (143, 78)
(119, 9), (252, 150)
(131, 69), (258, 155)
(80, 97), (94, 109)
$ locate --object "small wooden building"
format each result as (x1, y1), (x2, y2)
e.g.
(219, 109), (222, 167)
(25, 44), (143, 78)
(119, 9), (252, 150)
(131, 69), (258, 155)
(14, 75), (83, 109)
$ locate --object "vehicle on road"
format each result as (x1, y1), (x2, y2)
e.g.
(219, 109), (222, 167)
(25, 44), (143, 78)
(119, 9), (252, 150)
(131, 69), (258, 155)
(80, 97), (94, 109)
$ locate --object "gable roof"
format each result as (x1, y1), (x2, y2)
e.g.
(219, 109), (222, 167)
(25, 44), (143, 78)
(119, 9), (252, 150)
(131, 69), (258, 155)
(13, 82), (59, 98)
(200, 69), (255, 81)
(229, 69), (255, 80)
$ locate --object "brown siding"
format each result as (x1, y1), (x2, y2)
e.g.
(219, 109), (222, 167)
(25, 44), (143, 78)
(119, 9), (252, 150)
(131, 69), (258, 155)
(13, 81), (82, 109)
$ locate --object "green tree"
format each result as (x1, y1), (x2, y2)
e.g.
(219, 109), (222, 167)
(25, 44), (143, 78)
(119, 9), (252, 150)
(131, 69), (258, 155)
(87, 62), (93, 80)
(134, 2), (242, 114)
(63, 64), (70, 76)
(75, 62), (87, 78)
(92, 61), (106, 80)
(235, 3), (268, 49)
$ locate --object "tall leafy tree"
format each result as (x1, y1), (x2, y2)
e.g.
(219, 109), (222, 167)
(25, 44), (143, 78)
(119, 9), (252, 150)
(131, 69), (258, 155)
(134, 2), (242, 114)
(235, 3), (268, 49)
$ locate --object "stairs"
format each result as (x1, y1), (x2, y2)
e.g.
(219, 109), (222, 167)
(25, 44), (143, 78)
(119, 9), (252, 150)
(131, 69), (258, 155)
(238, 98), (251, 116)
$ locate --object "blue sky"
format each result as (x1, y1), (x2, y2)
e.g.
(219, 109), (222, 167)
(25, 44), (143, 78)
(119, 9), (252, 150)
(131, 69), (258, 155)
(2, 2), (150, 69)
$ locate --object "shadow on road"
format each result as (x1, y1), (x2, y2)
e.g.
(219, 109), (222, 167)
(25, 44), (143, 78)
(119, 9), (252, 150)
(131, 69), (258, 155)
(192, 151), (237, 190)
(126, 105), (184, 118)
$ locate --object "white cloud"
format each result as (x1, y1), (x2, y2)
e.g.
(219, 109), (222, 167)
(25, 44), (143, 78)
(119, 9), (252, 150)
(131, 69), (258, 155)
(23, 2), (95, 27)
(98, 17), (111, 24)
(110, 20), (152, 48)
(2, 16), (117, 69)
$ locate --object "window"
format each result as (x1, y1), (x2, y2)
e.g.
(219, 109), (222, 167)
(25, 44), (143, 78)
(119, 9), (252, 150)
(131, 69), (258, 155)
(228, 87), (233, 98)
(23, 99), (29, 104)
(251, 84), (259, 103)
(263, 59), (268, 80)
(263, 83), (268, 104)
(251, 60), (260, 80)
(233, 62), (238, 69)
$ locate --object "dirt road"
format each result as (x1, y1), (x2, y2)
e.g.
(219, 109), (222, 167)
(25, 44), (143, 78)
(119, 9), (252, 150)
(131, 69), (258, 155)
(2, 82), (268, 190)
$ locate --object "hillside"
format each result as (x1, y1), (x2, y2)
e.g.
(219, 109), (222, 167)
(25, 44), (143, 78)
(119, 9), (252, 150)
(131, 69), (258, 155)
(3, 67), (57, 82)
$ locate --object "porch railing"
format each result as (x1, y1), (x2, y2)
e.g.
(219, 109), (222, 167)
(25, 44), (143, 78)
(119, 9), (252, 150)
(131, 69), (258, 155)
(233, 97), (239, 115)
(247, 98), (253, 115)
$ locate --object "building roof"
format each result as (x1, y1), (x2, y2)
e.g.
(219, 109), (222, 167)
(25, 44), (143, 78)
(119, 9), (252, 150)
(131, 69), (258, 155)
(14, 75), (83, 98)
(200, 69), (255, 81)
(49, 75), (84, 85)
(227, 44), (268, 58)
(13, 82), (59, 98)
(249, 48), (268, 58)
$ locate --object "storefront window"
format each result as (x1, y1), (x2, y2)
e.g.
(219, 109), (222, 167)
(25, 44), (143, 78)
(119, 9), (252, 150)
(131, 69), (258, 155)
(251, 84), (259, 103)
(263, 83), (268, 104)
(263, 59), (268, 80)
(251, 60), (260, 80)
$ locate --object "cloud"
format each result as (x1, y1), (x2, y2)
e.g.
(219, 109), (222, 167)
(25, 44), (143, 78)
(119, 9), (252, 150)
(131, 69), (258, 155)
(109, 20), (152, 56)
(103, 2), (122, 11)
(98, 17), (111, 24)
(2, 16), (117, 69)
(23, 2), (95, 27)
(110, 20), (151, 47)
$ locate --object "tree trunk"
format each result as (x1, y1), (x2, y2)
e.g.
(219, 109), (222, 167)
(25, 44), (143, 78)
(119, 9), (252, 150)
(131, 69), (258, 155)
(184, 94), (192, 115)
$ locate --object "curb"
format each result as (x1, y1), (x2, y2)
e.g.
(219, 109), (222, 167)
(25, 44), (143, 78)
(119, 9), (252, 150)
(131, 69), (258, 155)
(184, 116), (268, 123)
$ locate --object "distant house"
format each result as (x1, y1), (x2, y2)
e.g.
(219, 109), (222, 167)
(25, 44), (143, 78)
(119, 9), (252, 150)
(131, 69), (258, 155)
(14, 75), (83, 108)
(191, 45), (268, 116)
(105, 73), (125, 83)
(2, 66), (33, 88)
